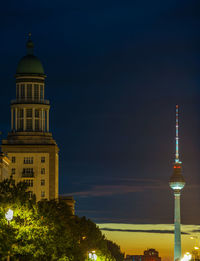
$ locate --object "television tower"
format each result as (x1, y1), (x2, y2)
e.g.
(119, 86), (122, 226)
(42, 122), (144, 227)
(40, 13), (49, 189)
(169, 105), (186, 261)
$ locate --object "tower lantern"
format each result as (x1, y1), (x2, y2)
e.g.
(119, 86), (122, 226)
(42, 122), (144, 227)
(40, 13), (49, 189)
(169, 105), (185, 261)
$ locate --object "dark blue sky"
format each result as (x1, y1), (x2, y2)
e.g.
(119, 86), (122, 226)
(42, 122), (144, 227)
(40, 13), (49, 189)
(1, 0), (200, 224)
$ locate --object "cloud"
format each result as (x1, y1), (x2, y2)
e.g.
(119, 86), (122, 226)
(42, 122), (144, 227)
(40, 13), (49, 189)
(100, 227), (189, 235)
(63, 178), (167, 197)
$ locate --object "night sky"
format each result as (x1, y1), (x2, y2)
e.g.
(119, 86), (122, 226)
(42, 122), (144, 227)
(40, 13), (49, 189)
(1, 0), (200, 226)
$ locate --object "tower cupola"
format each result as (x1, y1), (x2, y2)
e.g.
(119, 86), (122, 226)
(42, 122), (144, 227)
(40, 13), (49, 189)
(10, 34), (50, 133)
(16, 33), (45, 76)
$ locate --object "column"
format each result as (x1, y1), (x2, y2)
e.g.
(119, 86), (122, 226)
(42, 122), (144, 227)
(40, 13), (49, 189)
(25, 84), (27, 101)
(11, 108), (14, 130)
(23, 108), (26, 131)
(47, 110), (49, 132)
(15, 108), (18, 130)
(32, 84), (34, 101)
(32, 108), (35, 131)
(19, 84), (21, 100)
(41, 109), (44, 131)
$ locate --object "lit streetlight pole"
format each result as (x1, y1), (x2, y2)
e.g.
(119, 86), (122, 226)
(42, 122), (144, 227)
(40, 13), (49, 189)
(5, 209), (13, 261)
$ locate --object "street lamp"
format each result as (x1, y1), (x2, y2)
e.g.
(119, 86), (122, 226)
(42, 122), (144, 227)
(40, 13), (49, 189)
(5, 209), (13, 223)
(181, 252), (192, 261)
(88, 250), (97, 260)
(5, 209), (13, 261)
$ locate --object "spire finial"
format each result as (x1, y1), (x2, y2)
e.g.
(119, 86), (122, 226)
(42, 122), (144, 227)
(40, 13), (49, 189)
(26, 32), (34, 55)
(175, 105), (180, 163)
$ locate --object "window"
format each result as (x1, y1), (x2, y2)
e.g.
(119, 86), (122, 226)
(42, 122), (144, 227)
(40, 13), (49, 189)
(26, 109), (32, 118)
(27, 84), (32, 99)
(35, 119), (40, 131)
(16, 85), (19, 99)
(11, 168), (15, 175)
(40, 85), (44, 100)
(25, 180), (33, 187)
(41, 179), (45, 186)
(34, 84), (39, 100)
(35, 109), (39, 118)
(18, 109), (24, 131)
(27, 191), (33, 199)
(12, 157), (16, 163)
(19, 119), (23, 131)
(24, 157), (33, 164)
(21, 84), (25, 99)
(41, 168), (45, 174)
(22, 168), (34, 177)
(41, 191), (45, 198)
(26, 119), (32, 131)
(18, 109), (24, 118)
(41, 157), (45, 163)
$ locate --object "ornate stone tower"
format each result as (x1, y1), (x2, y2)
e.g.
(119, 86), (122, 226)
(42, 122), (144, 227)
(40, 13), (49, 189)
(1, 34), (59, 200)
(169, 105), (185, 261)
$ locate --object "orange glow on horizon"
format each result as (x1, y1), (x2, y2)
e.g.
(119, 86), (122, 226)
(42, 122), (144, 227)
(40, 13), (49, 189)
(97, 223), (198, 261)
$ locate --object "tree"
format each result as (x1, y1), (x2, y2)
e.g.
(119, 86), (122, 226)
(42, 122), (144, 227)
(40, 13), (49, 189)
(106, 240), (124, 261)
(0, 178), (122, 261)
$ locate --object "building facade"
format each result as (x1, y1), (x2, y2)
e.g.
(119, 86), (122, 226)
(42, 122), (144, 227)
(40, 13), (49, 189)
(1, 35), (59, 201)
(125, 249), (161, 261)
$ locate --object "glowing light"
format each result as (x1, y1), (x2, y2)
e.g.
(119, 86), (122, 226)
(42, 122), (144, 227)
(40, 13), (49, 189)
(194, 246), (199, 250)
(181, 252), (192, 261)
(5, 209), (13, 221)
(88, 251), (97, 260)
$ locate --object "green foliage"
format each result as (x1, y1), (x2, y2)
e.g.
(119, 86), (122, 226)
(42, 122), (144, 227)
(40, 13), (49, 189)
(0, 178), (123, 261)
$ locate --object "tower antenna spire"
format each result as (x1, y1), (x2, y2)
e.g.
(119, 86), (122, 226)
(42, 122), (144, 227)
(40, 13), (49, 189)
(175, 105), (179, 163)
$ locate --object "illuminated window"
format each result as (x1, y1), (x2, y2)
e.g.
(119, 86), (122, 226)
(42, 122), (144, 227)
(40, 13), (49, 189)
(41, 157), (45, 163)
(24, 157), (33, 164)
(22, 168), (34, 177)
(12, 157), (16, 163)
(25, 180), (33, 187)
(18, 109), (24, 131)
(41, 191), (45, 198)
(41, 168), (45, 174)
(41, 179), (45, 186)
(27, 191), (33, 199)
(11, 168), (15, 175)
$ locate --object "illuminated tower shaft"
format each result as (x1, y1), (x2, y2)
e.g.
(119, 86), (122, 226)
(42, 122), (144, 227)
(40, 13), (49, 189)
(174, 191), (181, 260)
(169, 105), (185, 261)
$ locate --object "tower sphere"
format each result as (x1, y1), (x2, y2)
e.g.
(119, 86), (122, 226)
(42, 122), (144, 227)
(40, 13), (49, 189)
(169, 163), (185, 191)
(16, 34), (45, 76)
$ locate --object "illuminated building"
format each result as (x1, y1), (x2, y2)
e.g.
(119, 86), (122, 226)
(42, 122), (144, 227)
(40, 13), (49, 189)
(0, 151), (10, 180)
(169, 105), (185, 261)
(1, 34), (59, 200)
(125, 248), (161, 261)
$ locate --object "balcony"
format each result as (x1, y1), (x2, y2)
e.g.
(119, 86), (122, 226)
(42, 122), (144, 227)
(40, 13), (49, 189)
(11, 99), (50, 105)
(22, 172), (34, 178)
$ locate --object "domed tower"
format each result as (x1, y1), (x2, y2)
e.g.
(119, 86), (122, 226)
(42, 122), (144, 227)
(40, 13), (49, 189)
(169, 105), (185, 261)
(1, 34), (59, 200)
